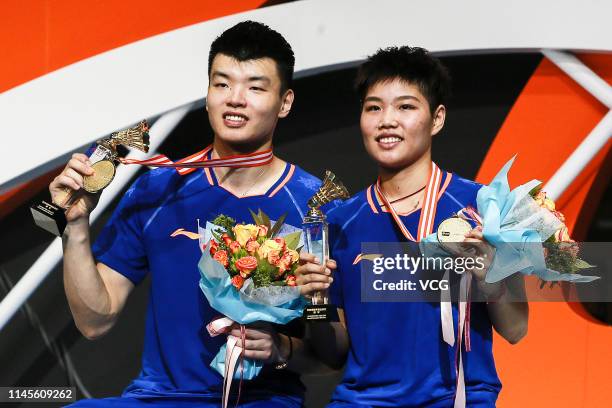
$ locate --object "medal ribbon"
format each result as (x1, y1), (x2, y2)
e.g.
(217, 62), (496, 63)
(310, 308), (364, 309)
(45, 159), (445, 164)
(375, 162), (472, 408)
(449, 206), (484, 408)
(119, 145), (273, 175)
(374, 162), (443, 242)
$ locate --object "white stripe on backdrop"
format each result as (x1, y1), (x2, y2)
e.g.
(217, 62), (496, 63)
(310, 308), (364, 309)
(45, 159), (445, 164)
(1, 0), (612, 191)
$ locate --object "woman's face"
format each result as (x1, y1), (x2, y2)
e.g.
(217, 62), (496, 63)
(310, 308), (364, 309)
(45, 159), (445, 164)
(360, 78), (444, 170)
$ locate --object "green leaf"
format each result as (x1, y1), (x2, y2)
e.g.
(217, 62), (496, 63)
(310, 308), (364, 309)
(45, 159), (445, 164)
(270, 213), (287, 237)
(283, 230), (302, 251)
(574, 258), (596, 269)
(249, 209), (262, 226)
(529, 183), (543, 197)
(227, 257), (238, 276)
(259, 209), (271, 230)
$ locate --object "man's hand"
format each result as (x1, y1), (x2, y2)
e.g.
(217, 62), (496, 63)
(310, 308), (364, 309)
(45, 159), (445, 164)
(294, 253), (335, 296)
(228, 322), (288, 364)
(49, 153), (100, 222)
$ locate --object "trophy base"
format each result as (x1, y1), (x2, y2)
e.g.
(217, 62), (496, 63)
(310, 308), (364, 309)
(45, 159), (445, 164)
(303, 304), (339, 322)
(30, 200), (67, 237)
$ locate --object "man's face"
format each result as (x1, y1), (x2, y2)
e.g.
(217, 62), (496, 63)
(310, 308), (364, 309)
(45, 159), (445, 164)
(360, 78), (444, 170)
(207, 54), (293, 148)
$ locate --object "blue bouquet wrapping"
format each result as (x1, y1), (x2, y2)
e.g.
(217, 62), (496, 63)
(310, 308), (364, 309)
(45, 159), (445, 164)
(422, 157), (598, 283)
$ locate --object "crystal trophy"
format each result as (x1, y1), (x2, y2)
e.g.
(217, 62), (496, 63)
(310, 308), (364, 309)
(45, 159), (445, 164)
(302, 170), (350, 321)
(30, 120), (150, 236)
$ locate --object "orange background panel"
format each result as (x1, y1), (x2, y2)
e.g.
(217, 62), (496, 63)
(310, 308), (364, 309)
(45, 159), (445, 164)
(477, 55), (612, 408)
(1, 0), (266, 93)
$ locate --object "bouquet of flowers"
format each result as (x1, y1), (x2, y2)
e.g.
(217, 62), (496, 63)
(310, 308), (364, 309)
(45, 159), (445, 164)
(208, 211), (301, 290)
(196, 209), (306, 394)
(419, 157), (599, 287)
(417, 157), (598, 408)
(531, 188), (594, 286)
(469, 156), (598, 284)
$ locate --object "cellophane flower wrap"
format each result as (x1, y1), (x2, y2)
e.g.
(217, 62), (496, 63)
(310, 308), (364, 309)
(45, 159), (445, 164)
(198, 210), (306, 380)
(423, 156), (597, 284)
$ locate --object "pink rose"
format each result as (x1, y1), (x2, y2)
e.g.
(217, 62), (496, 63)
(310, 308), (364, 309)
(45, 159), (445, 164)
(258, 225), (269, 237)
(245, 238), (260, 255)
(277, 252), (293, 275)
(273, 237), (286, 252)
(267, 250), (281, 266)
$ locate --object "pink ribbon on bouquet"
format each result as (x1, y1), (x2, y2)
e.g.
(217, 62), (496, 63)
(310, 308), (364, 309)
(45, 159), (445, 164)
(207, 317), (246, 408)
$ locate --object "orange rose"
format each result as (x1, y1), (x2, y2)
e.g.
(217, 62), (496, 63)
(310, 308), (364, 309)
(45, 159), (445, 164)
(258, 225), (269, 237)
(209, 239), (219, 256)
(245, 238), (260, 255)
(213, 250), (229, 267)
(221, 233), (232, 246)
(229, 241), (241, 254)
(235, 256), (258, 278)
(232, 275), (245, 290)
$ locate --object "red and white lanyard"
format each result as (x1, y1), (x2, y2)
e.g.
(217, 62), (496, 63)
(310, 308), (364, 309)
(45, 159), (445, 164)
(119, 145), (273, 175)
(375, 162), (471, 408)
(374, 162), (443, 241)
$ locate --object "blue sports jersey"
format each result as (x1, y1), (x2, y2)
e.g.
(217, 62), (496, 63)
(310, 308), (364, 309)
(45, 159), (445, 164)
(82, 160), (322, 406)
(327, 171), (501, 408)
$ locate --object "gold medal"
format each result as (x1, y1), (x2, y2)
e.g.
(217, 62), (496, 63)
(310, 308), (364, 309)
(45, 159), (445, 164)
(83, 160), (116, 193)
(437, 217), (472, 243)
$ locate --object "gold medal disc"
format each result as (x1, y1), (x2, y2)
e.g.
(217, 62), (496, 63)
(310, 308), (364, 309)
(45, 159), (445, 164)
(437, 217), (472, 243)
(83, 160), (116, 193)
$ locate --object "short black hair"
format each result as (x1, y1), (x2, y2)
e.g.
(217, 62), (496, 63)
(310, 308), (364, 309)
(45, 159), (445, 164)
(355, 46), (451, 113)
(208, 21), (295, 93)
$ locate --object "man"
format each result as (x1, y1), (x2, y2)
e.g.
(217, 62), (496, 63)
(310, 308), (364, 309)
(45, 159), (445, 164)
(300, 47), (529, 407)
(52, 21), (329, 407)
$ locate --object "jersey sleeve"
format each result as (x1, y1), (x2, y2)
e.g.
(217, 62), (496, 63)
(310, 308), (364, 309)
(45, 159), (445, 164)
(92, 178), (149, 285)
